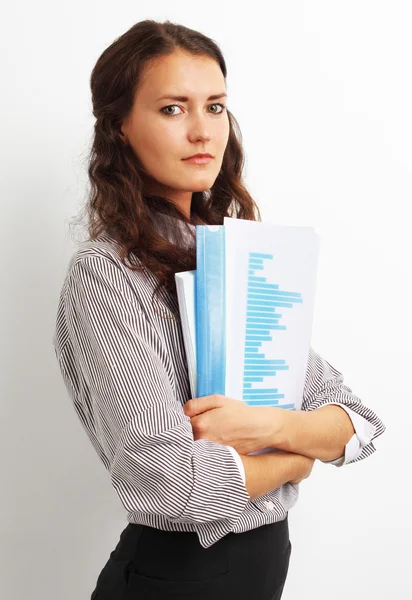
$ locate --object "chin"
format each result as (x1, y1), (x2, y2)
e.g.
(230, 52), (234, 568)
(190, 185), (214, 194)
(189, 176), (218, 190)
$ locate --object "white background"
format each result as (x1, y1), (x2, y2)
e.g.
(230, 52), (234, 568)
(1, 1), (410, 598)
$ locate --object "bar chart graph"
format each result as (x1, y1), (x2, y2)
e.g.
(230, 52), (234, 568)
(243, 251), (304, 409)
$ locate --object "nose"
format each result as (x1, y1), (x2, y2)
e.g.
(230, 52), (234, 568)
(187, 110), (212, 144)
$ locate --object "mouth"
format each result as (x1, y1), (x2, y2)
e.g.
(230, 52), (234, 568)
(182, 154), (213, 165)
(183, 153), (213, 160)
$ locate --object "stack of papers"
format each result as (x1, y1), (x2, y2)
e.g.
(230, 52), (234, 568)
(175, 217), (320, 454)
(175, 269), (198, 401)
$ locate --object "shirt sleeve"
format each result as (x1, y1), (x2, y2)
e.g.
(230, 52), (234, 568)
(301, 346), (386, 465)
(320, 405), (377, 467)
(225, 446), (246, 484)
(60, 254), (250, 524)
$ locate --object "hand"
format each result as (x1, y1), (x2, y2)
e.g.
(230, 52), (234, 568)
(183, 394), (285, 456)
(289, 455), (316, 484)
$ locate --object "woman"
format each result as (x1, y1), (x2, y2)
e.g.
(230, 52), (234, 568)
(53, 19), (385, 600)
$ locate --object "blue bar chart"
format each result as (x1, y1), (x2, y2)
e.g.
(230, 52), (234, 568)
(242, 252), (303, 409)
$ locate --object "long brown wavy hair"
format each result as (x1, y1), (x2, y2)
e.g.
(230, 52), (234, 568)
(74, 19), (261, 311)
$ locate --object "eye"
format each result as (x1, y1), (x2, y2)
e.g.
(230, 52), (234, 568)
(208, 103), (226, 115)
(161, 105), (182, 116)
(160, 103), (227, 117)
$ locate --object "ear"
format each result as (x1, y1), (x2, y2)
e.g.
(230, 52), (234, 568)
(119, 128), (128, 145)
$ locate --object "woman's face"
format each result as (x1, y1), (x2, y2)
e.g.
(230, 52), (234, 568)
(120, 50), (230, 216)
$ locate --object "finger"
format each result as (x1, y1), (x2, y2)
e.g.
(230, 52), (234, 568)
(183, 394), (223, 417)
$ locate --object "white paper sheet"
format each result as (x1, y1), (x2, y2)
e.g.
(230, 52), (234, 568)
(223, 217), (320, 417)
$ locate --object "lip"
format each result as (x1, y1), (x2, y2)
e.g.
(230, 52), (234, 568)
(183, 153), (213, 160)
(183, 153), (213, 165)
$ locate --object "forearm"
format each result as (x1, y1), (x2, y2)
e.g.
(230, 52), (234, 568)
(271, 404), (356, 462)
(239, 451), (307, 500)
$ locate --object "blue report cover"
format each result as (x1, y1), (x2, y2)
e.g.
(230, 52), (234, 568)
(195, 225), (226, 397)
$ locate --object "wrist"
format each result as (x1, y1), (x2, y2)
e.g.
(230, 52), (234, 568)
(267, 407), (301, 453)
(268, 405), (356, 461)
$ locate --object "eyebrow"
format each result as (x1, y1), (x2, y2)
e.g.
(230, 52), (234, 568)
(156, 93), (227, 102)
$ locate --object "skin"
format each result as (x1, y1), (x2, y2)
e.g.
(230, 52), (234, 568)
(120, 49), (230, 220)
(183, 394), (355, 462)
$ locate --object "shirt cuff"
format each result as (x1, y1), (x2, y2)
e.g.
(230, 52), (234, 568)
(322, 403), (377, 466)
(225, 445), (246, 484)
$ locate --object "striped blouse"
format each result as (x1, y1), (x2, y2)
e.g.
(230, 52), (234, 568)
(52, 223), (385, 549)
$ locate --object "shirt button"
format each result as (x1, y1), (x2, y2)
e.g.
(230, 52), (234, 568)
(264, 500), (275, 510)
